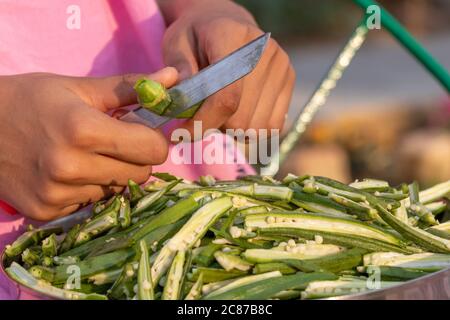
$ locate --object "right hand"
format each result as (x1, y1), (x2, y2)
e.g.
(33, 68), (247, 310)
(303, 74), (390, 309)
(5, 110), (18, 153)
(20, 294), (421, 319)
(0, 67), (178, 221)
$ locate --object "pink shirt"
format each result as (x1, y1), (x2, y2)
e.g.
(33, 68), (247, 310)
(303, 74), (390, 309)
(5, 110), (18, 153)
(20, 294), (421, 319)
(0, 0), (253, 299)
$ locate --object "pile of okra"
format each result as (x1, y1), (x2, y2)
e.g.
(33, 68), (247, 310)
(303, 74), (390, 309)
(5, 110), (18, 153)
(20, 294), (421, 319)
(3, 173), (450, 300)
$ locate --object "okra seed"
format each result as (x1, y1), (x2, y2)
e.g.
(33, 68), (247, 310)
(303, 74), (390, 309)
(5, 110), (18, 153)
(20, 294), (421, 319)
(287, 239), (296, 247)
(142, 280), (152, 290)
(314, 235), (324, 244)
(266, 216), (275, 224)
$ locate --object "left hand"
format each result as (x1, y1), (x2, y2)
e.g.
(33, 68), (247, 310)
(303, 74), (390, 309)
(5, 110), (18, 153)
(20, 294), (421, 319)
(161, 0), (295, 136)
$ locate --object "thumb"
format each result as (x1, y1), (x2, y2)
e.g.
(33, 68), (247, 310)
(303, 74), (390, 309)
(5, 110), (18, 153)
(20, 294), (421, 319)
(76, 67), (179, 111)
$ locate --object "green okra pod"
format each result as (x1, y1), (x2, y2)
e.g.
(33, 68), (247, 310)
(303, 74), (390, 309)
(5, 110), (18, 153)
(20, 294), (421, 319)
(188, 267), (247, 283)
(137, 240), (154, 300)
(41, 234), (58, 257)
(151, 197), (232, 284)
(59, 224), (81, 254)
(357, 265), (432, 281)
(253, 262), (297, 275)
(5, 226), (62, 258)
(6, 262), (107, 300)
(107, 263), (137, 300)
(132, 179), (181, 216)
(162, 250), (186, 300)
(128, 179), (145, 205)
(284, 247), (367, 273)
(185, 273), (203, 300)
(134, 78), (172, 115)
(53, 248), (135, 283)
(214, 251), (253, 272)
(29, 265), (55, 282)
(204, 272), (338, 300)
(21, 248), (41, 267)
(375, 203), (450, 253)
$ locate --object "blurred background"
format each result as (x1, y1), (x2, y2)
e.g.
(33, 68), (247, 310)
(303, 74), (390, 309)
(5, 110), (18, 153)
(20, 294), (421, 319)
(237, 0), (450, 187)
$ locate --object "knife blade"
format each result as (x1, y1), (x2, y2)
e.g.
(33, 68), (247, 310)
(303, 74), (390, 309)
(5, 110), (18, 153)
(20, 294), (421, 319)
(120, 33), (270, 128)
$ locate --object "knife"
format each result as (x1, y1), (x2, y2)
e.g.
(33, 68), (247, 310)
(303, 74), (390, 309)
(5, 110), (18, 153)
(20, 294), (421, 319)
(44, 33), (271, 229)
(120, 33), (271, 128)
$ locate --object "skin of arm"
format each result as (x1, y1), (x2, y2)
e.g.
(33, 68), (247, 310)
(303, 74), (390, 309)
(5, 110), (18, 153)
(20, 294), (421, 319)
(157, 0), (296, 136)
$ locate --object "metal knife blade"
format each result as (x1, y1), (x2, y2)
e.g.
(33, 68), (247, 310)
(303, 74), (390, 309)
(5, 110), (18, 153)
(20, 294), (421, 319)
(120, 33), (270, 128)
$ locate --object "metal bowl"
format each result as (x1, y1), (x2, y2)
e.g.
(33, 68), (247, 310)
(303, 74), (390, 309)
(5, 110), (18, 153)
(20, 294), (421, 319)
(2, 205), (450, 300)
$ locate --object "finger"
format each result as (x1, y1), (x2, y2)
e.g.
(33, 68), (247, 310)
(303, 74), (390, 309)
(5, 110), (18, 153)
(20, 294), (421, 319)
(248, 48), (291, 130)
(268, 65), (296, 131)
(163, 29), (199, 80)
(173, 80), (244, 139)
(67, 108), (169, 165)
(62, 185), (125, 206)
(48, 150), (153, 186)
(75, 67), (179, 111)
(36, 180), (124, 209)
(223, 39), (279, 131)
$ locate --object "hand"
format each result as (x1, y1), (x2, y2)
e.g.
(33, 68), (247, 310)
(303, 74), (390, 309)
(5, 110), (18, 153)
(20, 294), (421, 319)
(0, 68), (178, 220)
(161, 0), (295, 136)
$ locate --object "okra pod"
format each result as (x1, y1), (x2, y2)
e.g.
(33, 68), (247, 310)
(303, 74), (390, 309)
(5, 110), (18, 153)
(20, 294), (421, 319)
(118, 196), (131, 228)
(357, 265), (431, 281)
(134, 78), (172, 115)
(253, 262), (297, 275)
(245, 212), (405, 247)
(188, 267), (247, 283)
(185, 273), (203, 300)
(21, 248), (41, 267)
(290, 189), (349, 217)
(29, 265), (55, 282)
(107, 263), (137, 300)
(193, 243), (223, 267)
(242, 244), (342, 264)
(363, 252), (450, 271)
(5, 226), (62, 258)
(403, 180), (450, 206)
(41, 234), (58, 257)
(88, 267), (123, 285)
(284, 247), (367, 273)
(375, 203), (450, 253)
(162, 250), (186, 300)
(74, 197), (122, 246)
(258, 228), (415, 254)
(53, 248), (135, 283)
(132, 179), (180, 216)
(131, 196), (199, 241)
(128, 179), (145, 204)
(6, 262), (107, 300)
(214, 251), (253, 272)
(427, 221), (450, 240)
(59, 224), (81, 254)
(137, 240), (154, 300)
(300, 277), (401, 299)
(349, 179), (390, 192)
(151, 197), (232, 284)
(205, 272), (337, 300)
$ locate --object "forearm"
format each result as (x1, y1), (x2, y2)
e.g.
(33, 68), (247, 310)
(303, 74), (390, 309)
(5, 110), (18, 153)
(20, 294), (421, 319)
(156, 0), (254, 25)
